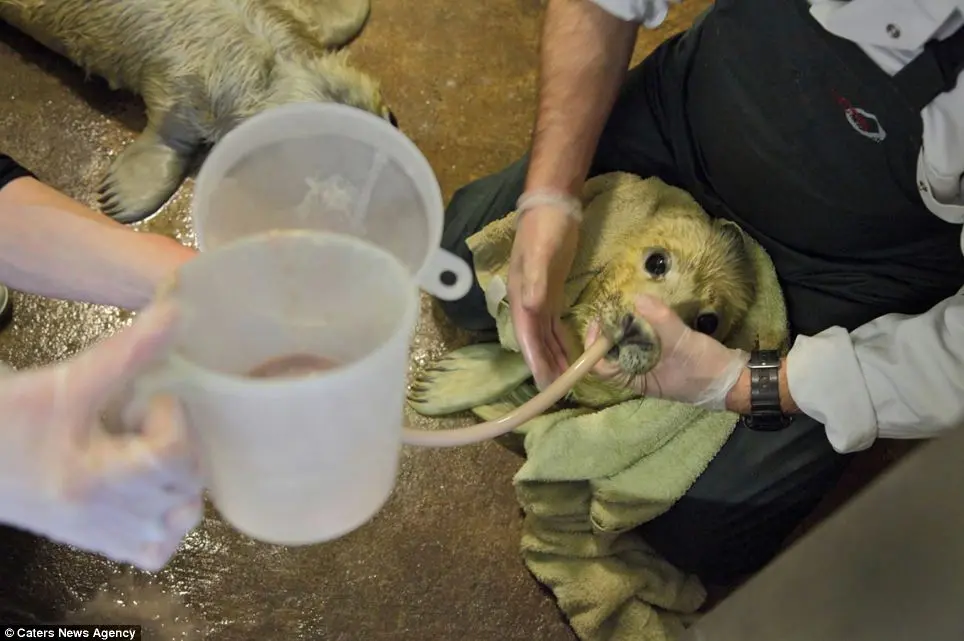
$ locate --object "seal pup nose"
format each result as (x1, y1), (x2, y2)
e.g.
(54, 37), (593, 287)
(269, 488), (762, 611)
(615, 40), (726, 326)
(619, 313), (651, 347)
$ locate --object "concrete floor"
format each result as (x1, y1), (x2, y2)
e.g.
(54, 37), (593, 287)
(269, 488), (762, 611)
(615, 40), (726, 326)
(0, 1), (917, 639)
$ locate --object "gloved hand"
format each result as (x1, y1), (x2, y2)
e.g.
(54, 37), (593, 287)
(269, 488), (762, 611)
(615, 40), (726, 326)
(508, 195), (582, 390)
(0, 300), (203, 571)
(584, 294), (750, 411)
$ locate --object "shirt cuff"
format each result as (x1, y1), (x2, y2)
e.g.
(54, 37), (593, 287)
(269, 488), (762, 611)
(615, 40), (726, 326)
(785, 327), (880, 453)
(588, 0), (672, 27)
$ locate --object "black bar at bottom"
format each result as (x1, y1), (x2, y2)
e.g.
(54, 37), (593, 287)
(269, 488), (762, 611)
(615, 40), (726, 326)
(0, 625), (141, 639)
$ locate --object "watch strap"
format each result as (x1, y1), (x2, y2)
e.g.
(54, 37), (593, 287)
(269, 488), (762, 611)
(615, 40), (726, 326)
(742, 349), (792, 431)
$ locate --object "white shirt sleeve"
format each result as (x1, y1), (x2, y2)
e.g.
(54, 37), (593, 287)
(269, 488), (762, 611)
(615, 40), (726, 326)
(786, 280), (964, 454)
(586, 0), (678, 27)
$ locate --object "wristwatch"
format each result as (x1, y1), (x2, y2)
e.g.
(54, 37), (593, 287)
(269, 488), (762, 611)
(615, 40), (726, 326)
(741, 350), (792, 431)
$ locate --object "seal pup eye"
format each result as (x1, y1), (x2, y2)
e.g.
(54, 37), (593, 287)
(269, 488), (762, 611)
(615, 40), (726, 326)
(694, 312), (719, 335)
(643, 249), (670, 278)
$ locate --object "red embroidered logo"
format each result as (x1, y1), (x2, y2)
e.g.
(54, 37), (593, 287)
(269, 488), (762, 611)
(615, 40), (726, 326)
(832, 90), (886, 143)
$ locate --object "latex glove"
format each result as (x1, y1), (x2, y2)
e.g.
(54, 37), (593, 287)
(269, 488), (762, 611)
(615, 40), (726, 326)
(0, 300), (203, 571)
(584, 294), (750, 411)
(508, 200), (581, 390)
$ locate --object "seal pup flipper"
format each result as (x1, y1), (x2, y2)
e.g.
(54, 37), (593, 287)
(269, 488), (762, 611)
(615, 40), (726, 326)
(407, 343), (532, 417)
(98, 104), (200, 223)
(265, 0), (372, 50)
(473, 384), (592, 457)
(474, 386), (538, 458)
(470, 382), (542, 422)
(471, 380), (580, 421)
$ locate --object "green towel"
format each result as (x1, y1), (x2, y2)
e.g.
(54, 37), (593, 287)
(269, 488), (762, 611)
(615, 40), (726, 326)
(410, 173), (788, 641)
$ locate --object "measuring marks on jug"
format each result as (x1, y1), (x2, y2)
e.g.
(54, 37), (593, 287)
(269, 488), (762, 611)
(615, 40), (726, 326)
(296, 174), (367, 235)
(292, 150), (386, 237)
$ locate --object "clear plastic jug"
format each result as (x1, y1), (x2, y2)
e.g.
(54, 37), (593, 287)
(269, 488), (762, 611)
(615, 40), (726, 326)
(191, 102), (472, 302)
(127, 229), (420, 546)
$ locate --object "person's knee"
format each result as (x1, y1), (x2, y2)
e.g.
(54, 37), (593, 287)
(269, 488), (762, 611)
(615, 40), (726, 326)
(440, 161), (522, 254)
(434, 157), (530, 333)
(435, 196), (492, 332)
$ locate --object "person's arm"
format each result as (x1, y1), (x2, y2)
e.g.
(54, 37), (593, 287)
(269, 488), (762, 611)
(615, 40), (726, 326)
(523, 0), (642, 197)
(0, 155), (196, 310)
(508, 0), (672, 388)
(725, 287), (964, 453)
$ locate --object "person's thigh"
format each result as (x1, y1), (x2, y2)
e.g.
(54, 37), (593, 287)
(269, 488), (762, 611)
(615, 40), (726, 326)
(438, 37), (684, 331)
(637, 413), (852, 584)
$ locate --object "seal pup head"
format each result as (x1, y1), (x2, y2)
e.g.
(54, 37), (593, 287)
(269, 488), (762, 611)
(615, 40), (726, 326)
(569, 211), (756, 385)
(265, 50), (396, 126)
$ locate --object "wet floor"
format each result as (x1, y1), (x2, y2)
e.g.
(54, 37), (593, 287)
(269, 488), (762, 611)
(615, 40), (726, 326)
(0, 2), (713, 639)
(0, 0), (920, 638)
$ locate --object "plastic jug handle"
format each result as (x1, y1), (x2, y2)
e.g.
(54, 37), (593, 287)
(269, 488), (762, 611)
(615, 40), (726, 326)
(111, 358), (186, 433)
(419, 248), (474, 301)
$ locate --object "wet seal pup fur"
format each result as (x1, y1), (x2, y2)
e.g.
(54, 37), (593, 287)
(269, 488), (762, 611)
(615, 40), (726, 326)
(0, 0), (394, 223)
(408, 172), (759, 416)
(561, 178), (756, 408)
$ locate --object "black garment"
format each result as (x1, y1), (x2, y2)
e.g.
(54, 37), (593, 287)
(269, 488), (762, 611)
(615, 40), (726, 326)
(0, 153), (32, 325)
(437, 0), (964, 583)
(0, 154), (34, 191)
(684, 0), (964, 336)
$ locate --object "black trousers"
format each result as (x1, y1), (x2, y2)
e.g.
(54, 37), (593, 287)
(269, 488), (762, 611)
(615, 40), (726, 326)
(435, 43), (852, 584)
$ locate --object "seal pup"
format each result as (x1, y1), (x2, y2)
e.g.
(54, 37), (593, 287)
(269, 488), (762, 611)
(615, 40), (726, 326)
(408, 173), (759, 415)
(562, 198), (755, 408)
(0, 0), (393, 223)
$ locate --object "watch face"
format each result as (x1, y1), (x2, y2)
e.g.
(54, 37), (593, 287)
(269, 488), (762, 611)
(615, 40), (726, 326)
(743, 414), (793, 432)
(750, 350), (781, 367)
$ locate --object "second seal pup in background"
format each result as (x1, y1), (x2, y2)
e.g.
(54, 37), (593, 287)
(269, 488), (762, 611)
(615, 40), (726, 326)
(0, 0), (394, 223)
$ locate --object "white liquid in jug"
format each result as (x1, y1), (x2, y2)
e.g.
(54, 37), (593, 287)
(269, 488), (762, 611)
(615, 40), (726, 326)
(246, 353), (341, 379)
